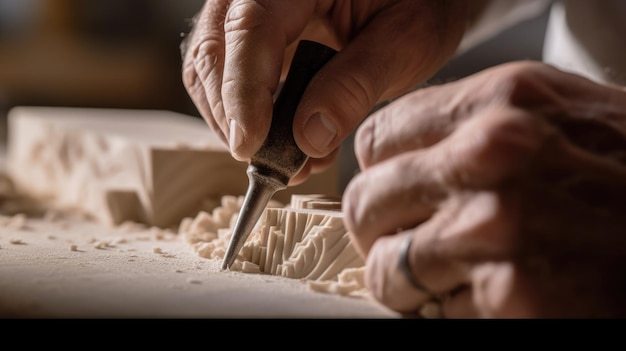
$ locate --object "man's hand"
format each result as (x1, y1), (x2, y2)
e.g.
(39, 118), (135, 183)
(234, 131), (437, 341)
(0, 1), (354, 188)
(342, 61), (626, 318)
(181, 0), (469, 185)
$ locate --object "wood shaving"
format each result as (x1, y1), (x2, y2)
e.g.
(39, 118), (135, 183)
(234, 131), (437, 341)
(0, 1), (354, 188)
(116, 221), (147, 233)
(93, 241), (111, 249)
(43, 210), (63, 222)
(419, 301), (443, 319)
(4, 213), (27, 230)
(187, 277), (202, 284)
(111, 237), (127, 245)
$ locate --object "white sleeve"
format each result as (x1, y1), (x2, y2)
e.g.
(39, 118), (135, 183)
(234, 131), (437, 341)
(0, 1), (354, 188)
(458, 0), (553, 54)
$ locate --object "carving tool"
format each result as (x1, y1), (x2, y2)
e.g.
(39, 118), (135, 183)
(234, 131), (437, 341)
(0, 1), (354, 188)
(221, 40), (338, 270)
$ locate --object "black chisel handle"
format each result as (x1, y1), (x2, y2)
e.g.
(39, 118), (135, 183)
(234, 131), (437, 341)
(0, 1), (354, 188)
(250, 40), (338, 186)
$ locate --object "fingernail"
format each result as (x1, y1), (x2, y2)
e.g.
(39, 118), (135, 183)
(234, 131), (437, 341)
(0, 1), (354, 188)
(304, 112), (337, 152)
(229, 119), (244, 152)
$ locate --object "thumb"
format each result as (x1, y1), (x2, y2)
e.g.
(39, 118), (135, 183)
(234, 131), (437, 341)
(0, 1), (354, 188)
(292, 1), (466, 158)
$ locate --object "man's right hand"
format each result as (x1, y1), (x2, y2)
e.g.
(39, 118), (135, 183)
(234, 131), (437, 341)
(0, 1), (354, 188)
(181, 0), (470, 185)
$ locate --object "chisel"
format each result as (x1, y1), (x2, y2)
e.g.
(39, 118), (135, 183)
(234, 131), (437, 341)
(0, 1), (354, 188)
(221, 40), (338, 270)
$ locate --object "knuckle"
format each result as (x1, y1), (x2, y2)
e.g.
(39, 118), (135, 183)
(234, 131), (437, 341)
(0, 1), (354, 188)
(460, 191), (517, 246)
(181, 59), (200, 92)
(193, 37), (224, 72)
(194, 36), (224, 62)
(342, 173), (380, 256)
(493, 61), (549, 84)
(364, 238), (425, 314)
(481, 111), (540, 153)
(182, 0), (230, 87)
(489, 61), (562, 108)
(353, 118), (376, 168)
(183, 37), (224, 94)
(182, 42), (224, 115)
(224, 0), (271, 34)
(439, 108), (545, 188)
(326, 73), (379, 155)
(341, 178), (362, 235)
(334, 73), (378, 119)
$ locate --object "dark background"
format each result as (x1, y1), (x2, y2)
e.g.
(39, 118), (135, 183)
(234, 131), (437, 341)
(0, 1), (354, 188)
(0, 0), (205, 117)
(0, 0), (550, 190)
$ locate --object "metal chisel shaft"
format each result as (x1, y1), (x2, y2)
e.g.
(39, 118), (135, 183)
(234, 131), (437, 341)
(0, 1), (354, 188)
(221, 40), (338, 270)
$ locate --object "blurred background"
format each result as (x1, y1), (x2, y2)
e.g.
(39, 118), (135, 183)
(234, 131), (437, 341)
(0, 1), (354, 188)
(0, 0), (550, 190)
(0, 0), (206, 143)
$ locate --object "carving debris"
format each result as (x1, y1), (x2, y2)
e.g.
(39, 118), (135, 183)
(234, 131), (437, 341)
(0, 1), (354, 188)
(6, 106), (339, 228)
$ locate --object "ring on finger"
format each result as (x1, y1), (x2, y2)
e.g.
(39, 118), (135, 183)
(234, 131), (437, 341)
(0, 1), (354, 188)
(398, 234), (437, 298)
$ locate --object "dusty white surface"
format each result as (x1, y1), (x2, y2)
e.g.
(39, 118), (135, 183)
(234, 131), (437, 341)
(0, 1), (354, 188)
(6, 107), (340, 228)
(0, 214), (398, 318)
(0, 111), (397, 319)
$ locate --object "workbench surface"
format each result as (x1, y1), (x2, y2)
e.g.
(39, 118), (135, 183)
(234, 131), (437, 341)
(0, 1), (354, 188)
(0, 113), (400, 319)
(0, 215), (397, 318)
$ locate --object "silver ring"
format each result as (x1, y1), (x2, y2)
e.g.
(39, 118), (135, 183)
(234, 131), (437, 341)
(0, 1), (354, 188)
(398, 234), (435, 297)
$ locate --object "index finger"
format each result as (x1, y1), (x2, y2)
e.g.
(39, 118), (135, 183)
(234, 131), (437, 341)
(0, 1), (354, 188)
(221, 0), (320, 160)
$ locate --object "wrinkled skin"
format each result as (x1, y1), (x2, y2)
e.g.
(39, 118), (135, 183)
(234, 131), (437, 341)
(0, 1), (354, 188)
(342, 61), (626, 318)
(181, 0), (469, 185)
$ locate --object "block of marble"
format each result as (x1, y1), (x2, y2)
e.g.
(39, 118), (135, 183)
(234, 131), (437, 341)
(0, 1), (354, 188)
(6, 106), (339, 228)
